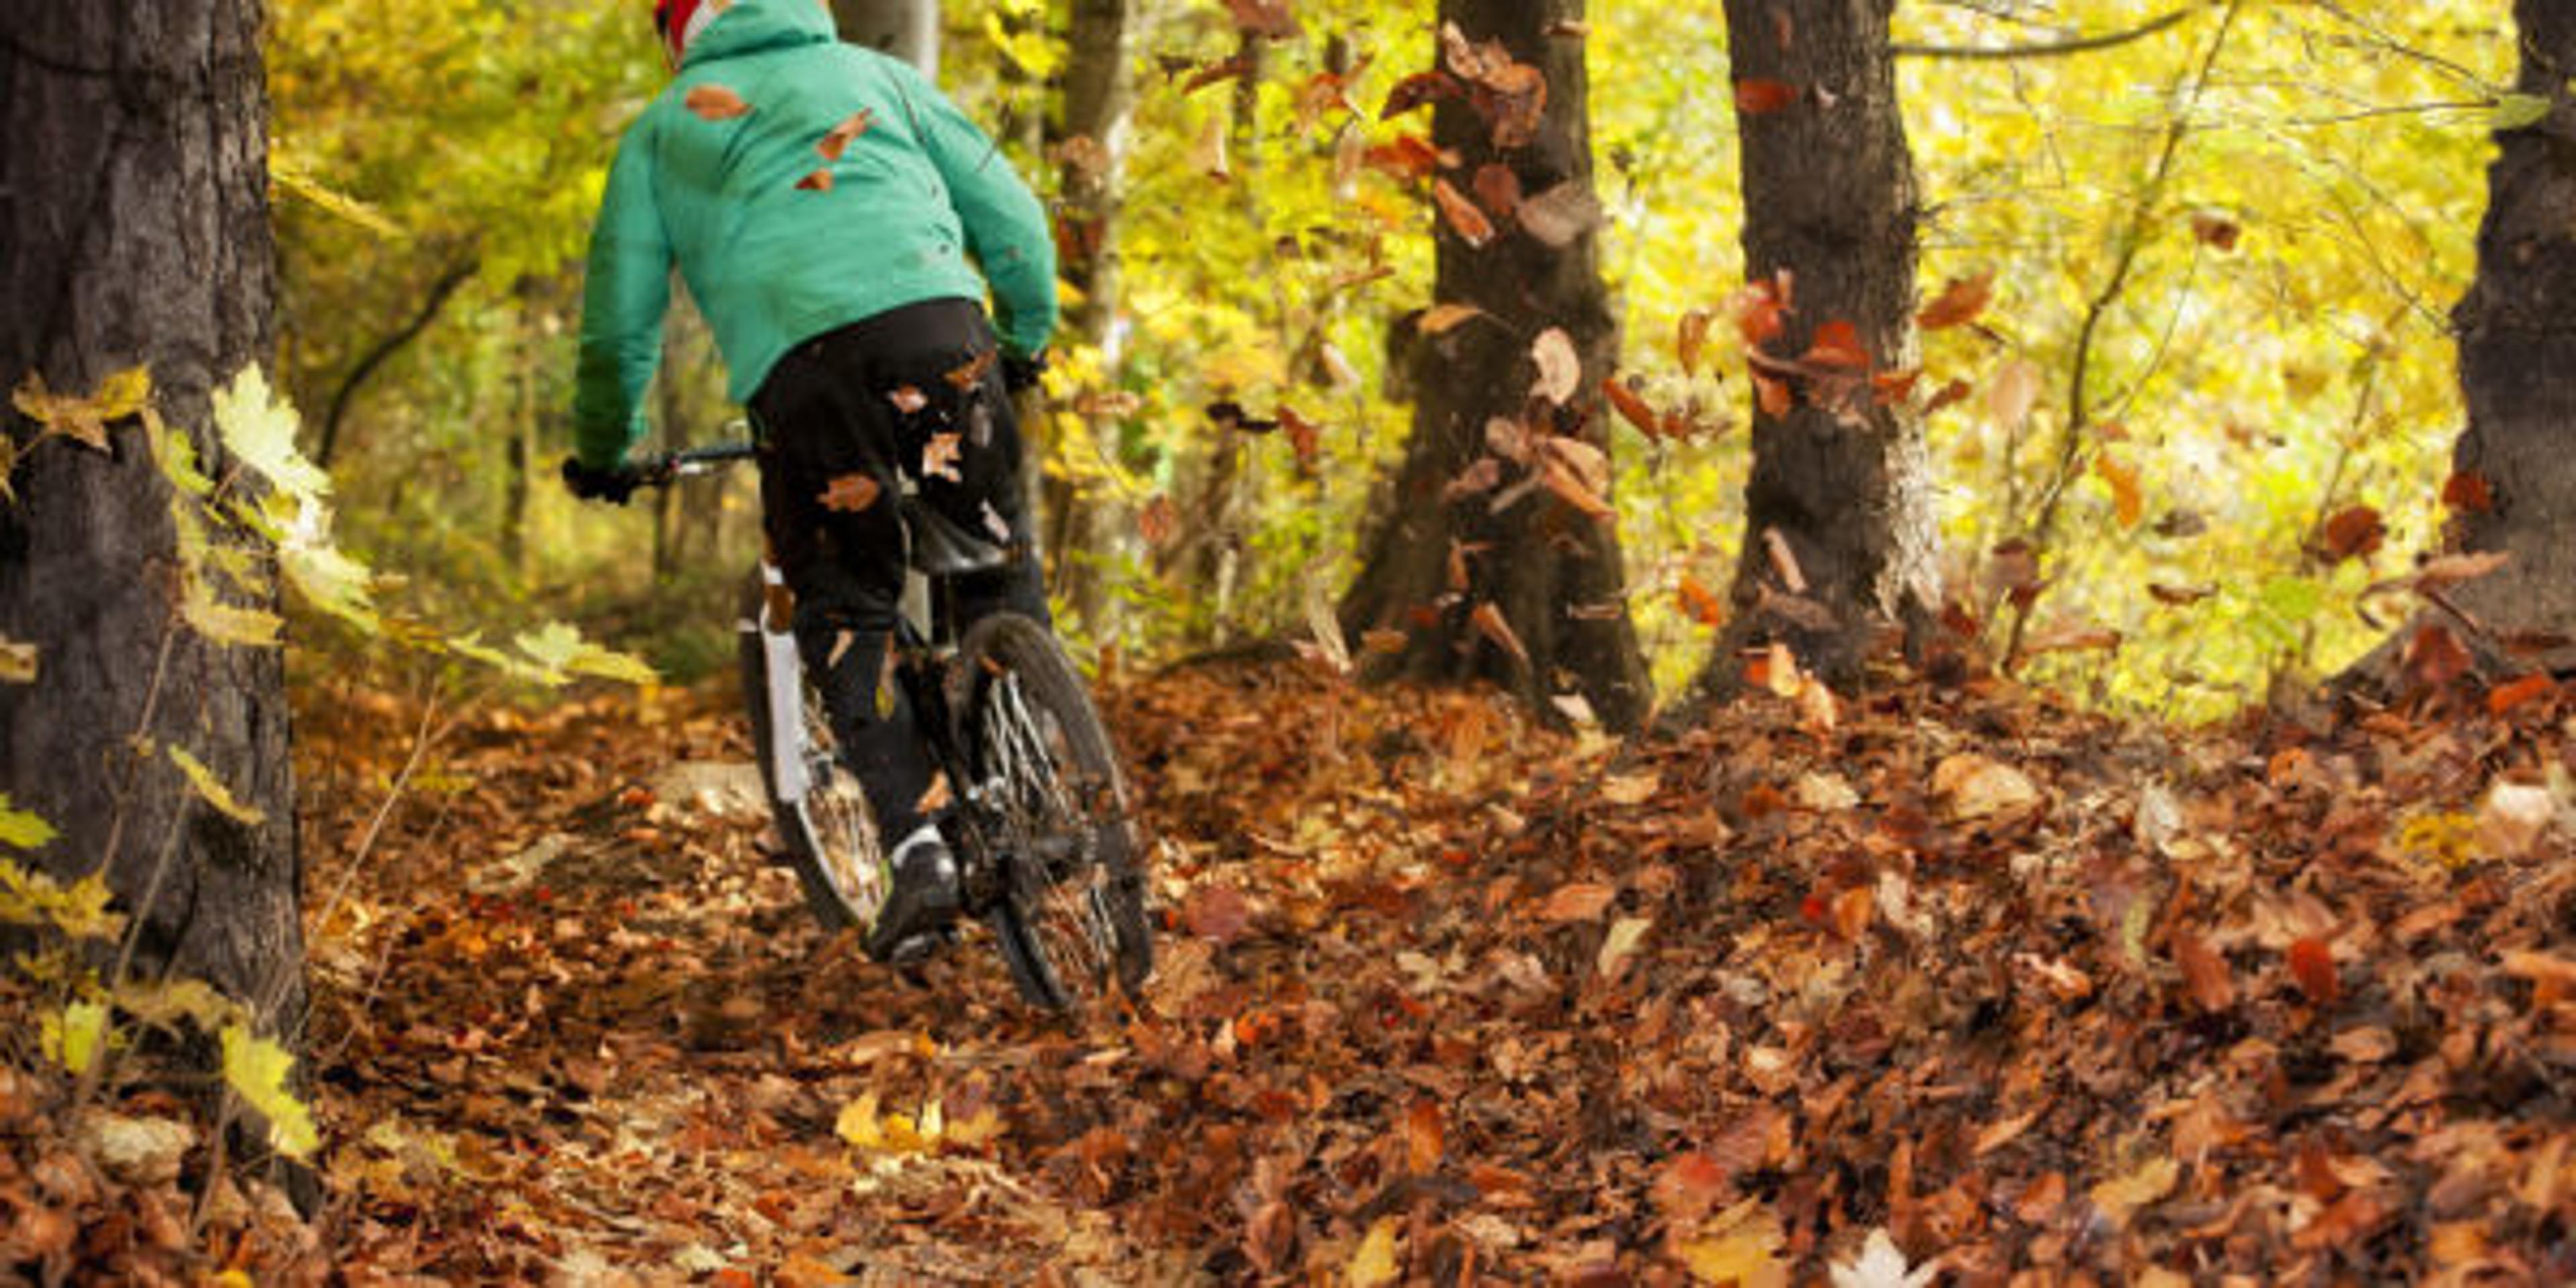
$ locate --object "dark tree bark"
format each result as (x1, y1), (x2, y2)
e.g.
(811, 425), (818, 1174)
(1690, 0), (1939, 700)
(831, 0), (938, 72)
(1338, 0), (1652, 733)
(2355, 2), (2576, 683)
(0, 0), (303, 1038)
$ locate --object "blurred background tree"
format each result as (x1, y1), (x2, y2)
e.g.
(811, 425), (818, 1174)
(262, 0), (2507, 722)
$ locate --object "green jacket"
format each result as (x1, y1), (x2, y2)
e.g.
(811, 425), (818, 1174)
(572, 0), (1057, 468)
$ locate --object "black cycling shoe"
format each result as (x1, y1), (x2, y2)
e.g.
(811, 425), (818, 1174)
(865, 826), (962, 963)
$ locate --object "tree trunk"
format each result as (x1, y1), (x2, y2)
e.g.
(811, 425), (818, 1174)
(1039, 0), (1139, 630)
(831, 0), (938, 72)
(1688, 0), (1939, 702)
(0, 0), (302, 1039)
(1338, 0), (1651, 733)
(2353, 1), (2576, 684)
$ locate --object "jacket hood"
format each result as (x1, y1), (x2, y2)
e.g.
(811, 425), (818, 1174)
(681, 0), (835, 67)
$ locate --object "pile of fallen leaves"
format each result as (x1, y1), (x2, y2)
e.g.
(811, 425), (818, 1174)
(9, 654), (2572, 1283)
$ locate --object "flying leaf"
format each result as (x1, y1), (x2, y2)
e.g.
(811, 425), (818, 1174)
(1803, 321), (1868, 370)
(2493, 93), (2553, 131)
(1603, 378), (1660, 437)
(2096, 453), (2144, 527)
(1138, 493), (1178, 547)
(2442, 470), (2494, 513)
(213, 365), (331, 502)
(1432, 178), (1495, 247)
(1279, 406), (1322, 473)
(0, 637), (32, 684)
(0, 796), (49, 853)
(945, 349), (998, 390)
(1734, 78), (1799, 114)
(685, 83), (752, 120)
(221, 1024), (319, 1158)
(1517, 180), (1603, 248)
(2320, 505), (2385, 561)
(1530, 328), (1581, 405)
(1677, 308), (1715, 376)
(922, 433), (965, 482)
(180, 576), (284, 647)
(1471, 164), (1522, 218)
(2190, 211), (2243, 252)
(1988, 358), (2043, 432)
(2170, 926), (2234, 1013)
(817, 108), (874, 160)
(169, 746), (264, 826)
(1678, 573), (1726, 627)
(819, 473), (881, 514)
(795, 168), (835, 192)
(1916, 270), (1995, 330)
(514, 621), (659, 688)
(50, 1001), (109, 1075)
(1379, 70), (1460, 121)
(1418, 303), (1485, 335)
(1470, 602), (1529, 669)
(1222, 0), (1297, 38)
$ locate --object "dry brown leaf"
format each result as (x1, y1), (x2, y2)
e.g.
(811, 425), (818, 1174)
(685, 83), (751, 120)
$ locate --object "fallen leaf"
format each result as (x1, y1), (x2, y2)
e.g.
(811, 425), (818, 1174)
(1405, 1099), (1443, 1175)
(1538, 881), (1617, 923)
(1829, 1228), (1936, 1288)
(1931, 753), (2042, 822)
(2288, 937), (2339, 1006)
(1183, 884), (1252, 944)
(2475, 781), (2555, 859)
(2088, 1155), (2178, 1230)
(1348, 1217), (1401, 1287)
(1597, 916), (1652, 978)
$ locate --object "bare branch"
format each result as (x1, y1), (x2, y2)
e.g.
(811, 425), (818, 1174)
(1894, 5), (2199, 61)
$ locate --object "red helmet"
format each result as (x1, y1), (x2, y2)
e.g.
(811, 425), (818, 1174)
(653, 0), (708, 68)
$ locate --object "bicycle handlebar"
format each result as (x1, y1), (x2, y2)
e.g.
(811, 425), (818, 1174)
(622, 439), (759, 490)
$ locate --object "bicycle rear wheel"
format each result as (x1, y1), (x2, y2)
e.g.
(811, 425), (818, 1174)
(959, 613), (1152, 1012)
(739, 570), (891, 932)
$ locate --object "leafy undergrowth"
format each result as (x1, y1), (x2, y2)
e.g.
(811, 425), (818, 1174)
(10, 657), (2575, 1283)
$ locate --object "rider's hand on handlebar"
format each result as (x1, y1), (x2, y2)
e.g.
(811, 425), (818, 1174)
(1002, 350), (1047, 395)
(559, 455), (640, 505)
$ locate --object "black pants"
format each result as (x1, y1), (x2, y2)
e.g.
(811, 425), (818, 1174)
(749, 298), (1048, 841)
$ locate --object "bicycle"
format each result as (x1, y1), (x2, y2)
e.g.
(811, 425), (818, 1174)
(623, 441), (1154, 1015)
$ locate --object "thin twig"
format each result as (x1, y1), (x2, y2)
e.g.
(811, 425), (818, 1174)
(1894, 4), (2200, 61)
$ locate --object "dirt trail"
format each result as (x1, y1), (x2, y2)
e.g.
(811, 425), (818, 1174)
(275, 659), (2576, 1284)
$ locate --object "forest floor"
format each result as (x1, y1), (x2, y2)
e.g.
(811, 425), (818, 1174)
(8, 652), (2576, 1284)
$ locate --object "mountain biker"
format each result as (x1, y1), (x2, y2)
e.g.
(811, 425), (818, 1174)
(561, 0), (1057, 962)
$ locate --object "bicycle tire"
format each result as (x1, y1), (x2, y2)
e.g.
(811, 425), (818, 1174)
(959, 613), (1152, 1012)
(738, 570), (891, 932)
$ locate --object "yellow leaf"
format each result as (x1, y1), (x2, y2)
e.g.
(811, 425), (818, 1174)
(213, 366), (330, 503)
(1347, 1217), (1401, 1287)
(0, 798), (53, 851)
(180, 574), (284, 647)
(0, 857), (123, 939)
(169, 746), (265, 826)
(514, 621), (659, 688)
(48, 1000), (109, 1075)
(221, 1024), (318, 1159)
(1675, 1199), (1790, 1286)
(13, 366), (150, 451)
(1418, 303), (1487, 335)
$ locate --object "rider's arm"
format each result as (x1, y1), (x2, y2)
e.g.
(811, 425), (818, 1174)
(897, 66), (1059, 360)
(571, 120), (674, 471)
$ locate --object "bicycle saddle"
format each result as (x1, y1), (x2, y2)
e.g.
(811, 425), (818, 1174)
(902, 496), (1012, 576)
